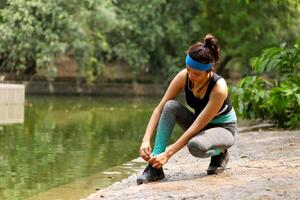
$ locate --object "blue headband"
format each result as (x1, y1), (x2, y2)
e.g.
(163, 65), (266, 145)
(185, 54), (212, 71)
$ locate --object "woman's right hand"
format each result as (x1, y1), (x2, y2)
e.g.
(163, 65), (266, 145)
(139, 141), (152, 161)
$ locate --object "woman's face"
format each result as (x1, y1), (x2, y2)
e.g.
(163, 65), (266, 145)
(186, 67), (207, 82)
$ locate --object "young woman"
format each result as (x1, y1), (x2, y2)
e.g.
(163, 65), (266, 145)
(137, 34), (237, 185)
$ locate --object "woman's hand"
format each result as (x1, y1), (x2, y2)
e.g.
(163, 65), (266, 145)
(139, 141), (152, 161)
(149, 152), (170, 169)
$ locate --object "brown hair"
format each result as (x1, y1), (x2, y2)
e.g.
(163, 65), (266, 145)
(187, 34), (220, 67)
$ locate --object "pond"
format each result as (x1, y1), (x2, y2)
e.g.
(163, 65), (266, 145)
(0, 96), (184, 200)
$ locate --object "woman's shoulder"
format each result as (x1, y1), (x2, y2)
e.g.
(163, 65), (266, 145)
(212, 72), (223, 80)
(178, 68), (188, 77)
(167, 69), (187, 91)
(172, 68), (188, 83)
(211, 72), (228, 95)
(212, 72), (226, 84)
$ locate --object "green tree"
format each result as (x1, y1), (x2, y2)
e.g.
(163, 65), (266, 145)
(107, 0), (201, 81)
(0, 0), (299, 82)
(0, 0), (117, 82)
(107, 0), (299, 81)
(197, 0), (299, 75)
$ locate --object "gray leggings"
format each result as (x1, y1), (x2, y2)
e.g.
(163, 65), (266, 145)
(155, 100), (237, 158)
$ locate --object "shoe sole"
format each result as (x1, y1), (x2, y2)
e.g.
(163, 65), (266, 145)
(136, 174), (165, 185)
(207, 167), (225, 175)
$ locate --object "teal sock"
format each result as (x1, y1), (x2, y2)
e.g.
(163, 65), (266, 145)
(206, 148), (222, 157)
(213, 148), (222, 156)
(152, 110), (176, 156)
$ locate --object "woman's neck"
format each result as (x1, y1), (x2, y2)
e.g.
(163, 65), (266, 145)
(192, 71), (212, 84)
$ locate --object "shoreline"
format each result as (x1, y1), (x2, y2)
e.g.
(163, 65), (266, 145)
(82, 126), (300, 200)
(26, 159), (146, 200)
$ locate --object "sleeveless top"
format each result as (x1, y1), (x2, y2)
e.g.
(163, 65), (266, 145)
(184, 72), (237, 124)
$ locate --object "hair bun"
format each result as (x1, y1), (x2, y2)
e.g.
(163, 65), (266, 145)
(203, 34), (216, 47)
(203, 34), (220, 63)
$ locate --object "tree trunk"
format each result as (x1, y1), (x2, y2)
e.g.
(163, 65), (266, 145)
(24, 57), (37, 80)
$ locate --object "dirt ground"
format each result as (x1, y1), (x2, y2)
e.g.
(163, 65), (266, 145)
(83, 128), (300, 200)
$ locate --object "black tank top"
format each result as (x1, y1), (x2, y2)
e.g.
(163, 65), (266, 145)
(184, 72), (232, 117)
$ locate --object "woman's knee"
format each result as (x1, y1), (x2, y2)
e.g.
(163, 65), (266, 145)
(187, 138), (209, 158)
(163, 100), (181, 114)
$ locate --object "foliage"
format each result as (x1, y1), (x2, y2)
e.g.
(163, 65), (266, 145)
(108, 0), (201, 81)
(232, 41), (300, 128)
(0, 0), (299, 82)
(0, 0), (68, 78)
(197, 0), (299, 74)
(110, 0), (299, 78)
(0, 0), (117, 81)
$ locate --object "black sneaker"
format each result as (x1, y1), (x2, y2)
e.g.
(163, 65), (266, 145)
(137, 164), (165, 185)
(207, 150), (229, 175)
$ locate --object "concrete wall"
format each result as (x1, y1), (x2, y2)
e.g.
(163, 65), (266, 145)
(23, 81), (166, 96)
(0, 84), (25, 125)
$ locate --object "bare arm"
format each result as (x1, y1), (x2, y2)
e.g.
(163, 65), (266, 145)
(149, 78), (228, 168)
(139, 69), (186, 161)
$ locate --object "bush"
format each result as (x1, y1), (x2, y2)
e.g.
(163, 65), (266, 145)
(232, 40), (300, 128)
(0, 0), (116, 82)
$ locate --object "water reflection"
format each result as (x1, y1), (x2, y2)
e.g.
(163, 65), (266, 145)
(27, 159), (146, 200)
(0, 104), (24, 125)
(0, 96), (161, 200)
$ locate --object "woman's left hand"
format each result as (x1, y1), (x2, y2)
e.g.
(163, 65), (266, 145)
(148, 152), (170, 169)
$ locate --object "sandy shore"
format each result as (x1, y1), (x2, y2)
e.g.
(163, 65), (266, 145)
(83, 127), (300, 200)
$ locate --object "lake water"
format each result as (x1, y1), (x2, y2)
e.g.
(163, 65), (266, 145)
(0, 96), (184, 200)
